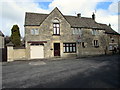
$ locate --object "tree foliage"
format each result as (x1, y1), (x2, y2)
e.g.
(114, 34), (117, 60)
(10, 25), (21, 47)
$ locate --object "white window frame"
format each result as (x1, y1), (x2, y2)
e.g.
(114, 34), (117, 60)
(53, 23), (60, 35)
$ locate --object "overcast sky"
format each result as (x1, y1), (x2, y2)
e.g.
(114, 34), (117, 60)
(0, 0), (119, 37)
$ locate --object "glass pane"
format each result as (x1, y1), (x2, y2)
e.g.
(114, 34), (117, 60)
(70, 44), (72, 46)
(66, 44), (69, 46)
(66, 47), (69, 52)
(63, 47), (66, 52)
(79, 29), (82, 35)
(35, 29), (39, 35)
(31, 29), (34, 35)
(75, 28), (78, 34)
(73, 47), (76, 52)
(73, 29), (75, 34)
(70, 47), (72, 52)
(57, 28), (59, 34)
(54, 28), (56, 34)
(73, 44), (75, 46)
(92, 30), (95, 35)
(56, 24), (59, 27)
(96, 40), (99, 46)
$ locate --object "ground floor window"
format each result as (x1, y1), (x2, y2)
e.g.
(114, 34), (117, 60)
(63, 43), (76, 53)
(93, 40), (99, 48)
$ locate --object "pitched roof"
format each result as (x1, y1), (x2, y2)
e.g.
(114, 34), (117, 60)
(64, 16), (102, 29)
(98, 23), (119, 35)
(0, 31), (4, 37)
(25, 12), (48, 26)
(24, 8), (119, 35)
(25, 12), (102, 29)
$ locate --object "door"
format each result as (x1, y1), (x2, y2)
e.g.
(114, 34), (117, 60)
(54, 43), (60, 56)
(30, 44), (44, 59)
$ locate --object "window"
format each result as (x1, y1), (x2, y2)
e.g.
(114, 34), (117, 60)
(92, 29), (99, 35)
(73, 28), (82, 35)
(93, 40), (99, 47)
(31, 29), (34, 35)
(31, 28), (39, 35)
(53, 23), (60, 35)
(82, 42), (85, 48)
(35, 29), (39, 35)
(63, 43), (76, 53)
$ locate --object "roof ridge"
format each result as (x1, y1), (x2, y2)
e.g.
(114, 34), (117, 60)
(26, 12), (49, 15)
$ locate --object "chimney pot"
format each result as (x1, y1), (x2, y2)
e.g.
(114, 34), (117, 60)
(77, 13), (81, 18)
(92, 12), (95, 20)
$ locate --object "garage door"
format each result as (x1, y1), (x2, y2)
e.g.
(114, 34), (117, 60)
(30, 44), (44, 59)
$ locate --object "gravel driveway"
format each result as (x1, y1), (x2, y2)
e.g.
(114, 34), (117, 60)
(2, 54), (120, 88)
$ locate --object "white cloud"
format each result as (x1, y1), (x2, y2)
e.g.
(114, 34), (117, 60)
(49, 0), (119, 33)
(49, 0), (98, 17)
(108, 2), (118, 14)
(0, 0), (50, 36)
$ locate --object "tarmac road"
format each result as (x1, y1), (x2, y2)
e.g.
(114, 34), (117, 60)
(2, 54), (120, 88)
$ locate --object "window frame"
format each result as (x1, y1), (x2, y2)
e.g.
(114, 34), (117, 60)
(31, 28), (39, 35)
(73, 28), (82, 35)
(92, 29), (99, 35)
(53, 23), (60, 35)
(63, 43), (76, 53)
(93, 40), (99, 48)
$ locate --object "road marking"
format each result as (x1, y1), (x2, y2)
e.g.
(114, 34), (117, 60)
(29, 61), (46, 66)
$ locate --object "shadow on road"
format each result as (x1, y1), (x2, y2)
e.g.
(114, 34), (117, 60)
(32, 55), (120, 88)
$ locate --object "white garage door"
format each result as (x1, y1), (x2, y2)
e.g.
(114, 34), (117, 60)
(30, 44), (44, 59)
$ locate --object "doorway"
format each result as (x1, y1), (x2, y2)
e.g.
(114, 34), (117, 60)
(54, 43), (60, 56)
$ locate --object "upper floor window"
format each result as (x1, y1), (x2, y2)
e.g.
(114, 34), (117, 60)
(92, 29), (99, 35)
(31, 28), (39, 35)
(53, 23), (60, 35)
(93, 40), (99, 48)
(53, 19), (60, 35)
(73, 28), (82, 35)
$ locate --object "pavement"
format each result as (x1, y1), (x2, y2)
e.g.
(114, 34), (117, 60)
(2, 54), (120, 88)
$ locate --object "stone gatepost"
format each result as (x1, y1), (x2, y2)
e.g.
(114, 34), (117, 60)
(6, 42), (14, 62)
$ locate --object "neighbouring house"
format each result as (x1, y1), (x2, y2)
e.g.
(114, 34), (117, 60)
(0, 31), (5, 61)
(24, 7), (120, 59)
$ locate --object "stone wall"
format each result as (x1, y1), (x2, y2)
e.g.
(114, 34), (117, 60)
(7, 46), (26, 62)
(25, 8), (120, 59)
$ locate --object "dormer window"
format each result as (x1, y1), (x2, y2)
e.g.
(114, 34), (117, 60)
(53, 19), (60, 35)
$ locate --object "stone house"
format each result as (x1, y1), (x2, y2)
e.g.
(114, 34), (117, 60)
(24, 7), (120, 59)
(0, 31), (4, 61)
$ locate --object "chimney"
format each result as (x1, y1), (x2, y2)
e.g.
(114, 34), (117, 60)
(109, 23), (111, 27)
(92, 12), (95, 20)
(77, 13), (81, 18)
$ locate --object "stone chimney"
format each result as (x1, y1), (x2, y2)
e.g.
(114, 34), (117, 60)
(109, 23), (111, 27)
(77, 13), (81, 18)
(92, 12), (95, 20)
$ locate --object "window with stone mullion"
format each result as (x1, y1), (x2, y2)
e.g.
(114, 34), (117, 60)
(53, 23), (60, 35)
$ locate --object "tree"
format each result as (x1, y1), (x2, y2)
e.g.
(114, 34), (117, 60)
(10, 25), (21, 47)
(5, 36), (11, 44)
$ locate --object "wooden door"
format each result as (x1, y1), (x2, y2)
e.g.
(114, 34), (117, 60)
(54, 43), (60, 56)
